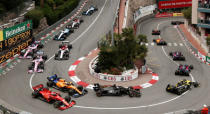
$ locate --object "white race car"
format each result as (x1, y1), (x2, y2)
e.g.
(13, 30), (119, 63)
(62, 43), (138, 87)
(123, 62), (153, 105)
(55, 41), (72, 60)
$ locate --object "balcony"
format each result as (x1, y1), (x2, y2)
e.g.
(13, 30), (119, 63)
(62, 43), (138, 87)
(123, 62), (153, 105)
(198, 2), (210, 13)
(197, 19), (210, 29)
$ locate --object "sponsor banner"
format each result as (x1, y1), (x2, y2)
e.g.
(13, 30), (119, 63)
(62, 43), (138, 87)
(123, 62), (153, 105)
(155, 12), (173, 18)
(0, 20), (33, 64)
(0, 37), (34, 64)
(206, 56), (210, 63)
(1, 20), (32, 41)
(158, 0), (192, 9)
(173, 13), (183, 17)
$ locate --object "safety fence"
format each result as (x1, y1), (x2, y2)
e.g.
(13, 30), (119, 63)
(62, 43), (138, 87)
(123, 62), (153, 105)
(133, 4), (157, 23)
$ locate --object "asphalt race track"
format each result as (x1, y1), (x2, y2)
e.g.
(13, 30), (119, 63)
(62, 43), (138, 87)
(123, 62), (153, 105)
(0, 0), (210, 113)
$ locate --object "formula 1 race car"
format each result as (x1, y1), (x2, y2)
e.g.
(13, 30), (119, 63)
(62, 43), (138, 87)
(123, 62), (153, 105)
(66, 18), (84, 29)
(169, 51), (185, 61)
(28, 51), (48, 73)
(153, 38), (167, 45)
(19, 41), (44, 59)
(47, 74), (88, 98)
(82, 6), (98, 16)
(175, 64), (194, 76)
(93, 83), (141, 97)
(53, 28), (74, 41)
(55, 41), (72, 60)
(152, 30), (161, 35)
(166, 79), (199, 95)
(171, 21), (184, 25)
(32, 84), (76, 110)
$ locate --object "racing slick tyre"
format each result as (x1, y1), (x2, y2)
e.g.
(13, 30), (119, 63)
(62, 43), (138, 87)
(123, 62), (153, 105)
(177, 89), (182, 95)
(169, 52), (173, 56)
(175, 71), (179, 75)
(47, 81), (53, 87)
(59, 45), (63, 48)
(54, 101), (62, 108)
(193, 82), (200, 88)
(68, 44), (72, 49)
(153, 39), (156, 42)
(95, 8), (98, 11)
(28, 66), (33, 70)
(43, 55), (48, 61)
(80, 19), (84, 23)
(68, 89), (75, 96)
(54, 54), (59, 60)
(20, 52), (24, 56)
(32, 91), (39, 98)
(38, 44), (44, 49)
(96, 91), (102, 97)
(189, 65), (194, 69)
(64, 96), (71, 103)
(77, 85), (83, 91)
(182, 57), (186, 61)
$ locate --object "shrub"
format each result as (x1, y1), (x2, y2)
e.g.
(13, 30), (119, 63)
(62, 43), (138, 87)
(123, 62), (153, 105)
(25, 9), (44, 28)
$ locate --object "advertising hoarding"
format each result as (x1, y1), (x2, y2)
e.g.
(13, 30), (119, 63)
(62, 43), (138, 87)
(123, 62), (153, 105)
(0, 20), (34, 64)
(158, 0), (192, 9)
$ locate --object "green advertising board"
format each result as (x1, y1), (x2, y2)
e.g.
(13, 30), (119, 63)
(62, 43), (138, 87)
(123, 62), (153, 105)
(206, 56), (210, 63)
(1, 20), (32, 41)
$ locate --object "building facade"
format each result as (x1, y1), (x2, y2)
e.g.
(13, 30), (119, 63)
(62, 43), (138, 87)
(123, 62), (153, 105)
(192, 0), (210, 37)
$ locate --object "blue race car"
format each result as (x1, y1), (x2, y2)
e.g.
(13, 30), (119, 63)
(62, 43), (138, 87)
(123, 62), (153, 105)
(47, 74), (88, 98)
(82, 6), (98, 16)
(53, 28), (74, 41)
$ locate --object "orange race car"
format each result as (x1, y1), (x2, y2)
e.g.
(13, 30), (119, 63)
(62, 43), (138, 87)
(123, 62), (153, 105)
(47, 74), (88, 98)
(153, 38), (167, 45)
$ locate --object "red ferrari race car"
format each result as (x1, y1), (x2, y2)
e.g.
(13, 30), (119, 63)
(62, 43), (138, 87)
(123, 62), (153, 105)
(32, 84), (76, 110)
(152, 30), (161, 35)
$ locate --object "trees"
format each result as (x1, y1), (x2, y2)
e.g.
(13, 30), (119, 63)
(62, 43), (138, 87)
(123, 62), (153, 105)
(25, 0), (80, 28)
(25, 9), (44, 28)
(96, 28), (148, 74)
(182, 7), (192, 24)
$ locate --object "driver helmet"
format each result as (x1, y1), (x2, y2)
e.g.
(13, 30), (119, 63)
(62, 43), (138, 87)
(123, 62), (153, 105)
(204, 104), (207, 107)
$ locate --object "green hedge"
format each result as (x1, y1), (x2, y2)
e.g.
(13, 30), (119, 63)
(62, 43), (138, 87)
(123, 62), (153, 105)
(25, 8), (44, 28)
(26, 0), (80, 28)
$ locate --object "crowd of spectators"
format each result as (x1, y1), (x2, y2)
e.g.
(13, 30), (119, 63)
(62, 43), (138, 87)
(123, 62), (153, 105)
(199, 0), (210, 8)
